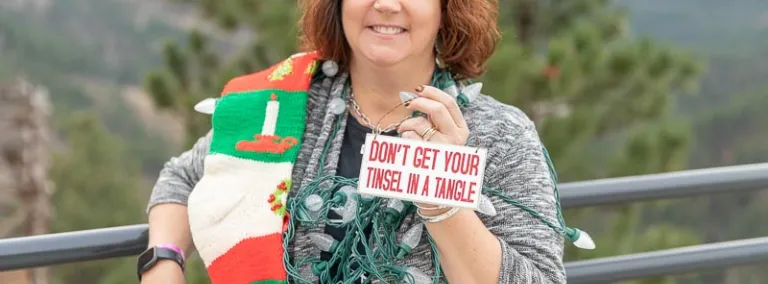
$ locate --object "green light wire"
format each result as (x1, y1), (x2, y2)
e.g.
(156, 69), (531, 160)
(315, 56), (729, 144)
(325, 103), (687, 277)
(280, 68), (575, 283)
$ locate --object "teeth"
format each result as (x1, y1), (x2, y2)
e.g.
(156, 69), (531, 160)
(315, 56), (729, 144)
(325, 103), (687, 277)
(372, 26), (404, 35)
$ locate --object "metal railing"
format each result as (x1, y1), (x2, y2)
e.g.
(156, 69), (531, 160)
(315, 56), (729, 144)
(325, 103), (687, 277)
(2, 163), (768, 283)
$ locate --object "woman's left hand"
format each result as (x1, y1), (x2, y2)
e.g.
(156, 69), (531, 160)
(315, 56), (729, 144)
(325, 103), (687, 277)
(396, 85), (469, 146)
(397, 85), (470, 212)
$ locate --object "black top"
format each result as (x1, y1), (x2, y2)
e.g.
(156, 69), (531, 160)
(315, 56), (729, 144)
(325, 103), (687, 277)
(320, 113), (398, 282)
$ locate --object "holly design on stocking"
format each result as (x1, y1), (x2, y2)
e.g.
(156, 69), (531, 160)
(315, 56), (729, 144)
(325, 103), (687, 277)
(269, 179), (292, 233)
(268, 58), (293, 82)
(268, 179), (291, 216)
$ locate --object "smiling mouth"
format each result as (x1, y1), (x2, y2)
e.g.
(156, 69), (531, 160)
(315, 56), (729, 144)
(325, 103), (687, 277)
(368, 26), (407, 35)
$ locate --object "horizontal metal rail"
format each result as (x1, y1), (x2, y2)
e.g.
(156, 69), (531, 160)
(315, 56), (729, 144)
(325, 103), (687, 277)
(0, 225), (148, 271)
(1, 163), (767, 280)
(565, 237), (768, 283)
(4, 225), (768, 282)
(560, 162), (768, 208)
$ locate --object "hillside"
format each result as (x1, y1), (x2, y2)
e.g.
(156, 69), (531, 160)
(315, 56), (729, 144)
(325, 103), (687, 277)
(1, 0), (767, 172)
(619, 0), (768, 55)
(618, 0), (768, 106)
(2, 1), (768, 283)
(614, 0), (768, 168)
(0, 0), (194, 177)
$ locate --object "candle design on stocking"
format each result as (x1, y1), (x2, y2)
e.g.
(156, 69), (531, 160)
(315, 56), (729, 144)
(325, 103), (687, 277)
(263, 93), (279, 135)
(236, 93), (299, 154)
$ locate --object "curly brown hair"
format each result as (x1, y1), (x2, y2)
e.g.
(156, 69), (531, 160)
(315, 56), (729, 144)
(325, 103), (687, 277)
(298, 0), (501, 80)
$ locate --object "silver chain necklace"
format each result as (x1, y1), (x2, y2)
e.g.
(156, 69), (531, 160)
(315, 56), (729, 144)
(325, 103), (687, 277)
(348, 92), (410, 135)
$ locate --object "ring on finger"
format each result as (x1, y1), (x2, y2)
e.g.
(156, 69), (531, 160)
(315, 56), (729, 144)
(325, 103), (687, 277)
(419, 125), (434, 137)
(422, 127), (438, 141)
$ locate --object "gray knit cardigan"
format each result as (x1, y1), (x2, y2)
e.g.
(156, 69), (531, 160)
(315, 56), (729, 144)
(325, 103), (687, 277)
(147, 72), (567, 283)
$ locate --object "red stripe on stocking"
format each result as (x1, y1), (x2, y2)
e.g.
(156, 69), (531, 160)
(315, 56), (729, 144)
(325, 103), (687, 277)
(206, 233), (287, 284)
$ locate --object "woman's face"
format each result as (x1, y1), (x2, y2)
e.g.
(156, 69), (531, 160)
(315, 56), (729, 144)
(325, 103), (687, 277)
(342, 0), (442, 67)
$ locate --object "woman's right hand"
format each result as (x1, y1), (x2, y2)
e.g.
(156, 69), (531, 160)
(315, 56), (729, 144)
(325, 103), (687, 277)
(140, 260), (185, 284)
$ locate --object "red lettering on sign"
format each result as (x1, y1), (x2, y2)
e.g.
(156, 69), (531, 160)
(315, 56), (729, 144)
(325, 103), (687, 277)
(444, 151), (481, 176)
(369, 140), (409, 165)
(365, 166), (375, 187)
(469, 154), (480, 176)
(365, 167), (403, 192)
(443, 178), (458, 200)
(368, 140), (379, 162)
(413, 146), (441, 170)
(413, 147), (425, 168)
(400, 144), (411, 166)
(361, 137), (483, 207)
(464, 182), (477, 203)
(429, 148), (440, 169)
(434, 177), (445, 199)
(406, 173), (420, 195)
(432, 176), (475, 203)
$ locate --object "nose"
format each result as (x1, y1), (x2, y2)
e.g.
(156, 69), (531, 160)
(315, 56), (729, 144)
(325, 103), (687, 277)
(373, 0), (402, 13)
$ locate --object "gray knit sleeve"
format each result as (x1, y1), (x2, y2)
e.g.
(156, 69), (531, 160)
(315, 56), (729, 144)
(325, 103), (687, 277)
(146, 131), (211, 213)
(482, 123), (567, 284)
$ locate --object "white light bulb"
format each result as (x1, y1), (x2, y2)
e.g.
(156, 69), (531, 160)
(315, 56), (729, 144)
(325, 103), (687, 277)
(322, 60), (339, 77)
(444, 84), (459, 98)
(359, 193), (374, 201)
(401, 224), (424, 249)
(338, 185), (356, 196)
(304, 194), (323, 212)
(387, 199), (405, 213)
(476, 195), (497, 216)
(462, 82), (483, 101)
(308, 232), (337, 252)
(339, 185), (373, 202)
(405, 267), (432, 284)
(331, 197), (358, 224)
(328, 97), (346, 115)
(193, 98), (217, 114)
(573, 229), (596, 250)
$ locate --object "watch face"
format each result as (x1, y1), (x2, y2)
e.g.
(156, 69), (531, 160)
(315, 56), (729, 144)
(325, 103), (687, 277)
(138, 247), (156, 268)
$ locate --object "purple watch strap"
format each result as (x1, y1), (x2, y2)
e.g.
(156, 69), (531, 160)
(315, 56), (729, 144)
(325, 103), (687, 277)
(156, 244), (185, 260)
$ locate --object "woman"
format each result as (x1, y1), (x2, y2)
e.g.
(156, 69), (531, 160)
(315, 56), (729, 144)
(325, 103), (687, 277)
(138, 0), (583, 283)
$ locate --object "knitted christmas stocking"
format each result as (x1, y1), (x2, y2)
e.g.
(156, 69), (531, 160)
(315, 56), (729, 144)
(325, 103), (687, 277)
(187, 52), (319, 284)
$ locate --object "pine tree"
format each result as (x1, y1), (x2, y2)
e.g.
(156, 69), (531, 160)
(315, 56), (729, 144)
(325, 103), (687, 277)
(147, 1), (707, 283)
(144, 0), (300, 147)
(487, 2), (707, 283)
(488, 0), (707, 279)
(489, 0), (701, 179)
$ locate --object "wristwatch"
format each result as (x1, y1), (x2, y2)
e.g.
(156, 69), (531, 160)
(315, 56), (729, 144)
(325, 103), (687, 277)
(136, 245), (185, 281)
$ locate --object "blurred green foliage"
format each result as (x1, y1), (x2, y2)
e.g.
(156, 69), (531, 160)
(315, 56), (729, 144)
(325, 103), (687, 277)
(2, 0), (768, 283)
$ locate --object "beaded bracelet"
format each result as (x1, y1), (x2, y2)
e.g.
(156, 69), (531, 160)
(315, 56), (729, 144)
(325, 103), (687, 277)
(413, 203), (447, 211)
(417, 207), (460, 223)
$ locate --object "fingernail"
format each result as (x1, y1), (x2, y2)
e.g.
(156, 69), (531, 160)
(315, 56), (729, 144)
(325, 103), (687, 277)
(415, 85), (425, 93)
(400, 91), (417, 104)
